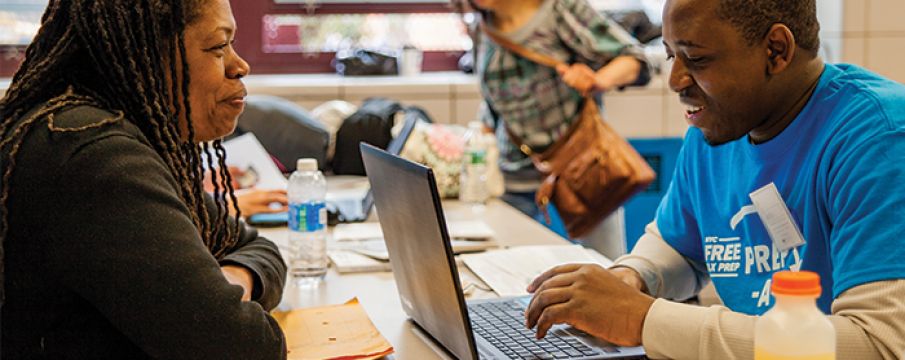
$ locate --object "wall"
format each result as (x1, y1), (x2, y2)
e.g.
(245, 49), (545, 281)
(832, 0), (905, 83)
(242, 73), (482, 126)
(2, 0), (902, 135)
(240, 0), (904, 139)
(241, 71), (686, 138)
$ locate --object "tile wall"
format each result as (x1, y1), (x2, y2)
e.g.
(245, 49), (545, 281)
(834, 0), (905, 83)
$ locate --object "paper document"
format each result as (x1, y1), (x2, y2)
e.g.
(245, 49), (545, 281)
(221, 133), (288, 190)
(334, 238), (497, 265)
(327, 250), (392, 274)
(332, 221), (495, 241)
(271, 298), (394, 360)
(462, 245), (613, 297)
(325, 175), (370, 202)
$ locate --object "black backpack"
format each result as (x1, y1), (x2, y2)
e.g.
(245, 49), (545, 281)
(331, 98), (403, 175)
(233, 95), (329, 172)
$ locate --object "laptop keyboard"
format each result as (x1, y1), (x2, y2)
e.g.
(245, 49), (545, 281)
(469, 300), (613, 359)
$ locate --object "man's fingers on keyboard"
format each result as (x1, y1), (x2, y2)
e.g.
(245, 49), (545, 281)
(526, 287), (572, 329)
(534, 303), (570, 339)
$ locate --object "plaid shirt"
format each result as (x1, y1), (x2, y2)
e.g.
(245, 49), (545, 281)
(478, 0), (647, 174)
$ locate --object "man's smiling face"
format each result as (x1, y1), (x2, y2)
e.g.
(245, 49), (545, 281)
(663, 0), (776, 145)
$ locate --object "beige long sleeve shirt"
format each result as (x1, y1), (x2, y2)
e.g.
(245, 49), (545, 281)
(613, 221), (905, 359)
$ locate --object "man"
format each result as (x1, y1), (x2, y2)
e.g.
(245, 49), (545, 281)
(524, 0), (905, 358)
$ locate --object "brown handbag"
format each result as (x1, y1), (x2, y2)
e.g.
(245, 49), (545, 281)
(482, 25), (655, 238)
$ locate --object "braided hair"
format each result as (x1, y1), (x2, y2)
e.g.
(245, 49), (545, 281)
(0, 0), (243, 314)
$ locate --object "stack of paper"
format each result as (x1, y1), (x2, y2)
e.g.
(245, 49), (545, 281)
(328, 220), (499, 273)
(332, 220), (496, 241)
(327, 250), (392, 274)
(271, 298), (394, 360)
(220, 133), (288, 190)
(461, 245), (613, 297)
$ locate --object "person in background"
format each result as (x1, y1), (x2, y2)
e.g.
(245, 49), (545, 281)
(0, 0), (287, 358)
(204, 166), (289, 218)
(524, 0), (905, 358)
(469, 0), (649, 253)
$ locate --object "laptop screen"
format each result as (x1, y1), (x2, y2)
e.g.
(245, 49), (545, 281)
(361, 143), (479, 360)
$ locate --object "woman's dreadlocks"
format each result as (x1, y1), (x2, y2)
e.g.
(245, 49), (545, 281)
(0, 0), (243, 309)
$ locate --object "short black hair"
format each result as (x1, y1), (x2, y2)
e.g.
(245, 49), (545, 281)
(717, 0), (820, 52)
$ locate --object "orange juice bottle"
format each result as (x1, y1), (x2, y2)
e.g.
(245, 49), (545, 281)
(754, 271), (835, 360)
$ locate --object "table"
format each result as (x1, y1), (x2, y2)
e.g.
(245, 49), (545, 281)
(256, 199), (572, 359)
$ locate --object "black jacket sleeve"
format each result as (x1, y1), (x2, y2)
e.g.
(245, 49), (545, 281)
(45, 132), (287, 359)
(216, 213), (287, 310)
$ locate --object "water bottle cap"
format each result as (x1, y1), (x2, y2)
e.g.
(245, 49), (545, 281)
(296, 158), (318, 171)
(771, 270), (821, 296)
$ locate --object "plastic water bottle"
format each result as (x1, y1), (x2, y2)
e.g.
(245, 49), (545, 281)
(755, 271), (835, 359)
(460, 121), (489, 204)
(288, 158), (328, 284)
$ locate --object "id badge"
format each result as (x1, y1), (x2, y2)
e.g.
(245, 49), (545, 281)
(749, 182), (806, 251)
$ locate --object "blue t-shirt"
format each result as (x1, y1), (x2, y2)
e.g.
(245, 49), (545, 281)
(656, 63), (905, 315)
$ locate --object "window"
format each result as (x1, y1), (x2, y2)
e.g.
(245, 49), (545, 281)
(0, 0), (46, 77)
(232, 1), (471, 74)
(0, 1), (472, 77)
(261, 13), (470, 54)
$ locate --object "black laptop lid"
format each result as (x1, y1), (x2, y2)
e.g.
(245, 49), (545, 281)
(360, 143), (478, 360)
(330, 113), (418, 223)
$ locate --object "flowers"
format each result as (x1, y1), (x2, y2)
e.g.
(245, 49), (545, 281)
(426, 125), (464, 162)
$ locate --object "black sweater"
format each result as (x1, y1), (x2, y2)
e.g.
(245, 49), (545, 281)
(1, 105), (287, 359)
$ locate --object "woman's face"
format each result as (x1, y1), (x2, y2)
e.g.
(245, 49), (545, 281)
(181, 0), (250, 142)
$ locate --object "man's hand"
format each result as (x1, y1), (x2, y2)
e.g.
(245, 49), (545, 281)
(236, 189), (288, 217)
(525, 264), (655, 346)
(221, 265), (254, 302)
(609, 266), (648, 293)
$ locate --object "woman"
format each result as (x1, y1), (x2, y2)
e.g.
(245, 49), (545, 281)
(471, 0), (649, 249)
(0, 0), (287, 358)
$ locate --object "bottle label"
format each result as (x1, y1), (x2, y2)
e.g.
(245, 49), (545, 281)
(288, 201), (326, 232)
(467, 150), (487, 165)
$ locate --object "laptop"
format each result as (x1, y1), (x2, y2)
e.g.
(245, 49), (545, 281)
(360, 143), (646, 360)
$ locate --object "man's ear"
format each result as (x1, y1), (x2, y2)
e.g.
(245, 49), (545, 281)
(764, 24), (796, 75)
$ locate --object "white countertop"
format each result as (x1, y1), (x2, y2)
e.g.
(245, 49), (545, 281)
(2, 70), (668, 96)
(243, 71), (479, 88)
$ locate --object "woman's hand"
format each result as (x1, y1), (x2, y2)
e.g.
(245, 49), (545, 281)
(221, 265), (254, 301)
(556, 56), (643, 96)
(203, 166), (247, 192)
(235, 189), (288, 217)
(556, 63), (602, 96)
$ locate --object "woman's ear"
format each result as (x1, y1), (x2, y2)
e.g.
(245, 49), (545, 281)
(764, 24), (796, 76)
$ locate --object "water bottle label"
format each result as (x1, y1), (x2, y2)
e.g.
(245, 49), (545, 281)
(467, 150), (487, 165)
(288, 201), (326, 232)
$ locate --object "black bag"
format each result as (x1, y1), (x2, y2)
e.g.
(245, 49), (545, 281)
(332, 49), (398, 76)
(332, 98), (403, 175)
